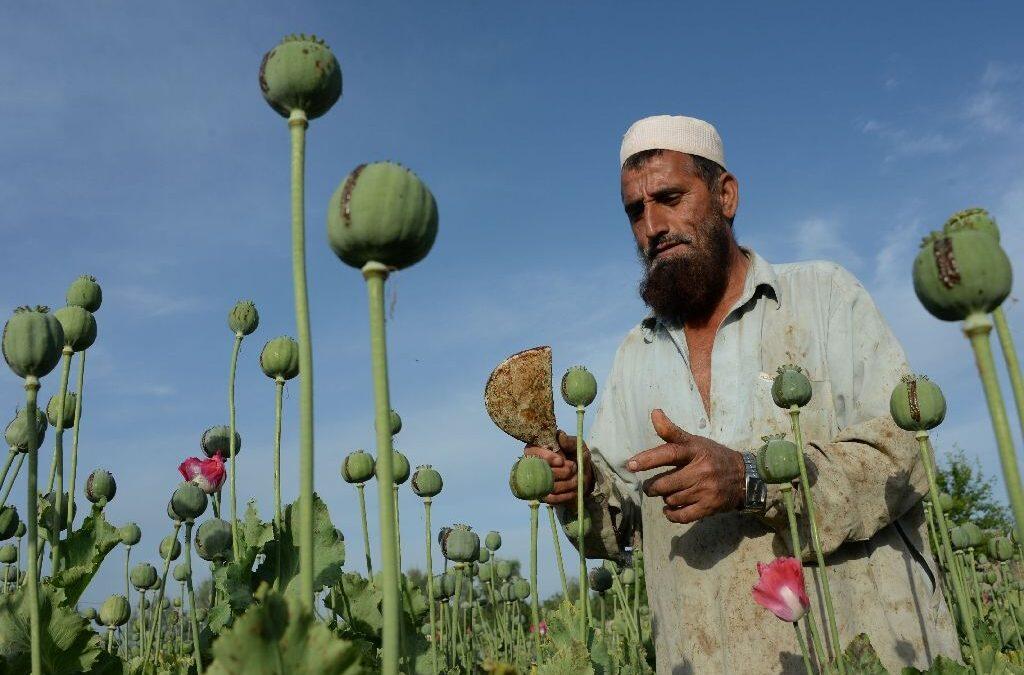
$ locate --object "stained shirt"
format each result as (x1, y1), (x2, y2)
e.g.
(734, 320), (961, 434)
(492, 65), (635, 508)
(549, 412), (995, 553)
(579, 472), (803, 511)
(562, 249), (959, 674)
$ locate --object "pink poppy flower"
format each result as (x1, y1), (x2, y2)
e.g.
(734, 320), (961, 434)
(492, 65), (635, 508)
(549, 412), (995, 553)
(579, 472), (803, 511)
(529, 620), (548, 636)
(178, 454), (226, 494)
(752, 557), (810, 623)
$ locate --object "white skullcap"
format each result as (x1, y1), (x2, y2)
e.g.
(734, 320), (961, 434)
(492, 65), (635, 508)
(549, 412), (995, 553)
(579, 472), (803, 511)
(619, 115), (725, 169)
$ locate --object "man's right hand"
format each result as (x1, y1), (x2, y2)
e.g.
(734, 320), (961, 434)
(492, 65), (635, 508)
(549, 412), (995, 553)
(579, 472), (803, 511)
(524, 430), (595, 506)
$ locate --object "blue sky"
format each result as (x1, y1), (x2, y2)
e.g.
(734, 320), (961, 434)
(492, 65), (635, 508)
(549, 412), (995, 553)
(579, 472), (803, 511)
(1, 2), (1022, 607)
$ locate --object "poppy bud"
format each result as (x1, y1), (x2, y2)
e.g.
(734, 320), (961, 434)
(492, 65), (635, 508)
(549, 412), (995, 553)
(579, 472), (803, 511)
(81, 607), (97, 622)
(201, 425), (241, 459)
(376, 449), (410, 485)
(195, 518), (232, 562)
(160, 535), (182, 561)
(512, 578), (531, 601)
(99, 595), (131, 627)
(173, 563), (190, 582)
(170, 482), (208, 523)
(988, 536), (1013, 562)
(54, 306), (97, 353)
(66, 275), (103, 313)
(756, 435), (801, 484)
(85, 469), (116, 505)
(2, 306), (63, 380)
(5, 407), (47, 453)
(772, 365), (812, 409)
(563, 511), (591, 542)
(620, 567), (636, 586)
(341, 450), (375, 484)
(561, 366), (597, 408)
(119, 523), (142, 547)
(478, 548), (490, 564)
(389, 409), (402, 436)
(46, 391), (77, 429)
(259, 336), (299, 381)
(508, 456), (554, 501)
(0, 507), (19, 540)
(495, 560), (513, 580)
(0, 543), (16, 564)
(130, 563), (158, 591)
(485, 531), (502, 552)
(227, 300), (259, 337)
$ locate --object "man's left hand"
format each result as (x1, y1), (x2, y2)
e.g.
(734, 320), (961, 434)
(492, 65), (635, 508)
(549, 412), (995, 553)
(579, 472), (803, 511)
(626, 408), (746, 524)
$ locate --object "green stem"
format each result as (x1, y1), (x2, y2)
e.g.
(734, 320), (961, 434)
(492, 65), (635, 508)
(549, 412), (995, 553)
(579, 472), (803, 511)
(184, 521), (203, 674)
(227, 332), (242, 562)
(916, 432), (981, 668)
(424, 498), (437, 675)
(106, 628), (114, 653)
(782, 485), (826, 668)
(0, 450), (15, 496)
(123, 545), (131, 658)
(453, 565), (464, 665)
(273, 378), (284, 590)
(138, 589), (147, 660)
(363, 261), (400, 673)
(0, 452), (23, 509)
(529, 501), (542, 665)
(965, 314), (1024, 545)
(356, 483), (372, 576)
(51, 349), (73, 574)
(575, 405), (587, 642)
(966, 549), (983, 618)
(393, 485), (403, 574)
(993, 307), (1024, 440)
(67, 350), (86, 530)
(788, 406), (843, 672)
(144, 522), (181, 664)
(793, 622), (814, 675)
(23, 378), (41, 675)
(288, 108), (316, 608)
(546, 504), (569, 600)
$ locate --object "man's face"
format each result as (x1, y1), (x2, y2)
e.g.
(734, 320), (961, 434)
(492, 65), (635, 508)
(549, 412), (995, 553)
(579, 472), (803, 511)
(621, 151), (737, 322)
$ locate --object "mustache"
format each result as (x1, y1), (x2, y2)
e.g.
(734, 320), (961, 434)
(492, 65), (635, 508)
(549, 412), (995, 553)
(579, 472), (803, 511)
(642, 233), (694, 263)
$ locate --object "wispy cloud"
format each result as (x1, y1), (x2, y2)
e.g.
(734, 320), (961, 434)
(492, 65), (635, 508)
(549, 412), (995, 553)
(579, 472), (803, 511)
(108, 285), (206, 318)
(964, 61), (1023, 134)
(859, 119), (961, 161)
(790, 217), (863, 270)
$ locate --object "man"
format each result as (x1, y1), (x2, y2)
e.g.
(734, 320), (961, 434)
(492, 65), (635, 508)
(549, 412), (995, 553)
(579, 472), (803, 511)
(525, 115), (959, 673)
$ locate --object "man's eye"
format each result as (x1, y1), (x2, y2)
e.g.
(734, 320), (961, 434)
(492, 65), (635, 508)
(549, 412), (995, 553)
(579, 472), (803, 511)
(626, 205), (643, 222)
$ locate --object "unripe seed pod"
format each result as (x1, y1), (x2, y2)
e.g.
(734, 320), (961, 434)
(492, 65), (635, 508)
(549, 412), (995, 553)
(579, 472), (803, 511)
(756, 435), (801, 484)
(0, 506), (20, 540)
(938, 492), (954, 513)
(485, 531), (502, 552)
(341, 450), (375, 484)
(2, 306), (64, 379)
(130, 562), (158, 590)
(85, 469), (116, 504)
(563, 512), (592, 541)
(467, 561), (479, 577)
(160, 534), (182, 561)
(14, 522), (25, 539)
(976, 554), (988, 566)
(150, 577), (163, 592)
(440, 523), (479, 563)
(173, 563), (190, 582)
(201, 425), (241, 459)
(989, 537), (1013, 562)
(771, 364), (812, 408)
(390, 409), (402, 436)
(46, 391), (77, 429)
(512, 577), (530, 601)
(478, 548), (490, 564)
(943, 207), (1000, 242)
(495, 559), (513, 580)
(167, 500), (180, 523)
(119, 523), (142, 547)
(173, 597), (182, 608)
(5, 406), (47, 453)
(0, 543), (16, 564)
(259, 34), (342, 120)
(437, 572), (456, 598)
(171, 482), (208, 522)
(499, 582), (516, 602)
(588, 567), (612, 593)
(376, 449), (410, 485)
(327, 162), (439, 271)
(951, 523), (983, 550)
(195, 518), (233, 562)
(890, 375), (946, 432)
(477, 562), (492, 579)
(984, 570), (998, 585)
(411, 465), (443, 498)
(99, 595), (131, 627)
(912, 228), (1012, 322)
(81, 607), (97, 622)
(227, 300), (259, 337)
(259, 336), (299, 381)
(66, 275), (102, 313)
(508, 456), (554, 501)
(561, 366), (597, 407)
(161, 597), (170, 610)
(40, 492), (73, 532)
(619, 568), (636, 586)
(0, 567), (16, 584)
(54, 306), (97, 353)
(182, 643), (193, 655)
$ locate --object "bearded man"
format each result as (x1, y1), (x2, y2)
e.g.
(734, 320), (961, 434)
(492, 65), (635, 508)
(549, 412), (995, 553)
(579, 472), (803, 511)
(524, 115), (960, 673)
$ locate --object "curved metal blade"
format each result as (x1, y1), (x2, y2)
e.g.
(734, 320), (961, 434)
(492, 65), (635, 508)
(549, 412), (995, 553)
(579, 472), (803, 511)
(484, 346), (557, 448)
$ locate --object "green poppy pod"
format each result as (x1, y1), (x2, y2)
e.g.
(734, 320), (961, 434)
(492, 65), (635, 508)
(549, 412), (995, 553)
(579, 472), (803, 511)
(166, 500), (180, 523)
(0, 567), (15, 584)
(563, 511), (592, 542)
(195, 518), (233, 562)
(40, 492), (73, 532)
(14, 522), (25, 539)
(376, 449), (410, 485)
(477, 562), (492, 579)
(259, 34), (341, 120)
(5, 406), (47, 453)
(171, 482), (208, 522)
(85, 469), (116, 505)
(99, 595), (131, 627)
(512, 578), (531, 601)
(889, 375), (946, 432)
(182, 643), (194, 655)
(66, 275), (102, 313)
(437, 572), (456, 598)
(130, 562), (158, 591)
(327, 162), (439, 271)
(119, 523), (142, 547)
(440, 523), (479, 563)
(160, 597), (170, 610)
(943, 207), (1000, 242)
(771, 364), (812, 409)
(988, 537), (1013, 562)
(150, 577), (163, 592)
(912, 229), (1012, 322)
(953, 522), (983, 550)
(201, 425), (241, 459)
(508, 456), (554, 501)
(485, 531), (502, 552)
(588, 567), (613, 593)
(984, 570), (998, 585)
(160, 534), (182, 561)
(173, 563), (190, 582)
(54, 306), (97, 353)
(499, 582), (516, 602)
(259, 336), (299, 381)
(0, 507), (19, 540)
(0, 543), (17, 564)
(619, 567), (636, 586)
(173, 597), (182, 608)
(2, 306), (64, 379)
(412, 465), (443, 498)
(341, 450), (375, 484)
(561, 366), (598, 408)
(756, 436), (801, 484)
(937, 492), (954, 513)
(46, 391), (77, 429)
(467, 561), (479, 577)
(478, 548), (490, 564)
(389, 409), (402, 436)
(227, 300), (259, 337)
(436, 526), (451, 549)
(495, 559), (513, 580)
(81, 607), (97, 622)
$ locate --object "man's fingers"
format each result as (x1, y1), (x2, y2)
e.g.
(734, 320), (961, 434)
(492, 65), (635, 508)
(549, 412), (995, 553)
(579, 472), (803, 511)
(627, 442), (695, 473)
(556, 430), (588, 457)
(662, 485), (701, 508)
(543, 492), (576, 506)
(551, 476), (577, 495)
(525, 445), (564, 467)
(550, 462), (575, 481)
(642, 467), (698, 498)
(651, 408), (691, 445)
(663, 503), (706, 524)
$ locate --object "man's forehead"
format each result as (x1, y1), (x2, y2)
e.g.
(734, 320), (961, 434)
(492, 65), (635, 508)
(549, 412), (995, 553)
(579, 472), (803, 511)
(620, 151), (697, 198)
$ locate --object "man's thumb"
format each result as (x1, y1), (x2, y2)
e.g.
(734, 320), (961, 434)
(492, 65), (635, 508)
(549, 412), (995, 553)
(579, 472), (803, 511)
(651, 408), (689, 444)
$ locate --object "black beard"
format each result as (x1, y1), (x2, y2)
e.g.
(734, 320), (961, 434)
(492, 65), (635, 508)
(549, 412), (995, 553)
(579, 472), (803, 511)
(637, 209), (733, 325)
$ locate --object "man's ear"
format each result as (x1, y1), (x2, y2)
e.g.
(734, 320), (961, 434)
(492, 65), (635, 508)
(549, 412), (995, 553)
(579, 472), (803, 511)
(718, 171), (739, 222)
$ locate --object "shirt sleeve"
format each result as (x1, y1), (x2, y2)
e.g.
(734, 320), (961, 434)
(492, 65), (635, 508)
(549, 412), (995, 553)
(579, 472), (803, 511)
(760, 267), (929, 558)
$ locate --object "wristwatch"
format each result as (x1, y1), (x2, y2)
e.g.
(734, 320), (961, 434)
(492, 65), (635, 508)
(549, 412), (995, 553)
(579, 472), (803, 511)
(741, 451), (767, 512)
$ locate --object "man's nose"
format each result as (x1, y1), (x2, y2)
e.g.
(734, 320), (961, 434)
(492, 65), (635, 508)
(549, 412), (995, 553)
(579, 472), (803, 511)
(642, 202), (670, 239)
